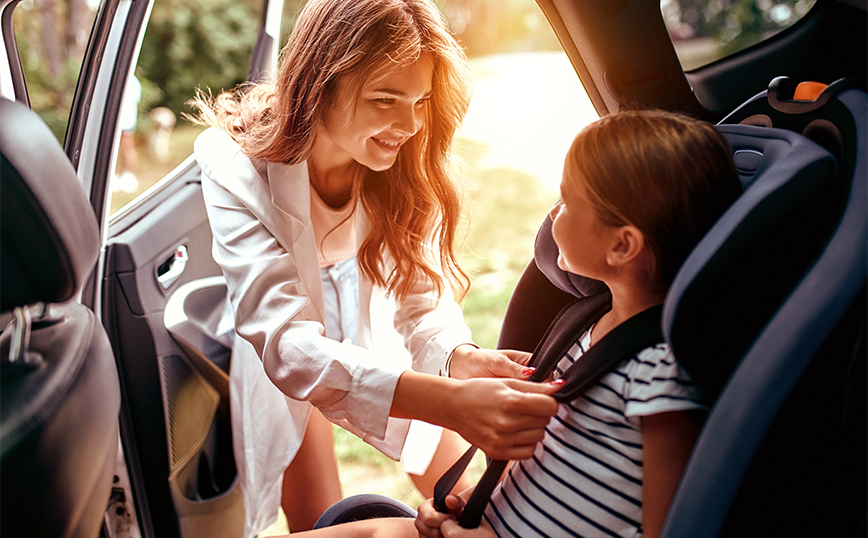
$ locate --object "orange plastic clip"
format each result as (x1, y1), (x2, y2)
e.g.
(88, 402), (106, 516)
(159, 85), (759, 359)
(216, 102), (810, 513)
(793, 81), (828, 101)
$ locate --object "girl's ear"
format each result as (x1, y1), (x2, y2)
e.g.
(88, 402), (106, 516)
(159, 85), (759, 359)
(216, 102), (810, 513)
(606, 225), (646, 267)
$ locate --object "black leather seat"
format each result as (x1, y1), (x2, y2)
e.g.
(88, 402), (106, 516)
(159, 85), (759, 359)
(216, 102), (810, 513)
(1, 98), (121, 538)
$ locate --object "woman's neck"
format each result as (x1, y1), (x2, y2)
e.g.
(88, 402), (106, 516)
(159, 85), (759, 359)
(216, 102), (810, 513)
(307, 159), (362, 209)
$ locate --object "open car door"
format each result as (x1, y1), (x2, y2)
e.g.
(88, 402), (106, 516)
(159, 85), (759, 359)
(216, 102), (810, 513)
(95, 2), (284, 536)
(1, 0), (284, 536)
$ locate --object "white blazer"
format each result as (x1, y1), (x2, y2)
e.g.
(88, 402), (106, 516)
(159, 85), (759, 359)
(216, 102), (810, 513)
(194, 128), (473, 536)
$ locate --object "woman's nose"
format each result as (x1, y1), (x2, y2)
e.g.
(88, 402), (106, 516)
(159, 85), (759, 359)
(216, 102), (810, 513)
(394, 104), (423, 136)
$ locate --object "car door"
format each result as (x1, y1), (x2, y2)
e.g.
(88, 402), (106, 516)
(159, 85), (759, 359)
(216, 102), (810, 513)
(97, 2), (286, 537)
(3, 0), (283, 536)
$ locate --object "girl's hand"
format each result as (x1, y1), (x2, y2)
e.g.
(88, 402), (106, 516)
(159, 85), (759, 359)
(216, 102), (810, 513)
(448, 345), (533, 380)
(415, 494), (466, 538)
(440, 519), (498, 538)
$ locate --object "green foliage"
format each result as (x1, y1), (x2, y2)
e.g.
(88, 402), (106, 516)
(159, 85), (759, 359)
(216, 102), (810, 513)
(16, 46), (82, 143)
(663, 0), (817, 68)
(138, 0), (261, 113)
(442, 0), (562, 56)
(13, 0), (94, 144)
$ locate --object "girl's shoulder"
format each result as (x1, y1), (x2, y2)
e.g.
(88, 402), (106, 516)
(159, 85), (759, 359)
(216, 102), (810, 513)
(616, 343), (708, 415)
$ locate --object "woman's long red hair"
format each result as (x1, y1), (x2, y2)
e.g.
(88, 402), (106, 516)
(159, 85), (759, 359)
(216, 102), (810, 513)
(189, 0), (474, 301)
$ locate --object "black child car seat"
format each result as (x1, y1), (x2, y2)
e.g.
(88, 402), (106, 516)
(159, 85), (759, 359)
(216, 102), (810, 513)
(661, 78), (867, 538)
(497, 78), (866, 538)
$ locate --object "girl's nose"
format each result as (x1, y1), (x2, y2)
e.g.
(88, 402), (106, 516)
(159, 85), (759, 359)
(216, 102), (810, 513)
(549, 200), (562, 221)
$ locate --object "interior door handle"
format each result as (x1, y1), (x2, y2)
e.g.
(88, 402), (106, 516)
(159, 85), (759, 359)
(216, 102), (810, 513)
(157, 245), (188, 289)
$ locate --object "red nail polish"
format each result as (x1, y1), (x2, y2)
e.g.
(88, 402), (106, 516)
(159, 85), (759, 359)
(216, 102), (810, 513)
(550, 378), (565, 386)
(522, 367), (536, 377)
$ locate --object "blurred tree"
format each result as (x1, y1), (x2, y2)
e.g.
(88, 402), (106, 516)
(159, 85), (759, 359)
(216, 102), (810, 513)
(14, 0), (97, 142)
(139, 0), (260, 114)
(13, 0), (262, 142)
(14, 0), (815, 144)
(663, 0), (816, 55)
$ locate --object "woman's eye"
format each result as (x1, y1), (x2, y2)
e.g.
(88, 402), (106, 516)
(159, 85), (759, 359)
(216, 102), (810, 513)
(374, 98), (395, 106)
(415, 99), (429, 108)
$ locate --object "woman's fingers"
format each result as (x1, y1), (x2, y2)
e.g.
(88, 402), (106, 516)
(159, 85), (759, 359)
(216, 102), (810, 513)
(448, 347), (533, 380)
(391, 372), (561, 461)
(449, 378), (560, 460)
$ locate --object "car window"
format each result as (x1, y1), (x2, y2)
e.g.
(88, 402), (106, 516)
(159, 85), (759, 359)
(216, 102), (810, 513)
(662, 0), (817, 71)
(12, 0), (262, 215)
(442, 0), (598, 346)
(110, 0), (263, 213)
(12, 0), (98, 144)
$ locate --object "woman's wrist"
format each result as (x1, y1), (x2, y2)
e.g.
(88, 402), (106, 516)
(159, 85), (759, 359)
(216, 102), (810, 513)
(391, 370), (457, 427)
(441, 343), (479, 378)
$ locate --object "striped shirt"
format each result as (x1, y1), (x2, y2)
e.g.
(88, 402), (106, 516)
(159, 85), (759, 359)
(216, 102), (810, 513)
(484, 328), (706, 538)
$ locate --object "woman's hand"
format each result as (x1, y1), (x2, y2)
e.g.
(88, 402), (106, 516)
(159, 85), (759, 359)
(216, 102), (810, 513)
(391, 371), (561, 461)
(447, 345), (533, 381)
(415, 494), (467, 538)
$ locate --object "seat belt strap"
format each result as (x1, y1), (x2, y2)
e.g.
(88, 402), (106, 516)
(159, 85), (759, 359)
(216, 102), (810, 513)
(435, 297), (665, 529)
(433, 293), (610, 513)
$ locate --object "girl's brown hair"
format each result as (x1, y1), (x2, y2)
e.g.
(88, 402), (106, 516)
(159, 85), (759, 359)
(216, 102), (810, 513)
(565, 109), (741, 286)
(189, 0), (473, 301)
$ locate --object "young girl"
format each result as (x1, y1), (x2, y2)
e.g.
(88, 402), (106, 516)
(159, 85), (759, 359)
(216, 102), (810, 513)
(415, 109), (742, 538)
(289, 109), (741, 538)
(189, 0), (558, 535)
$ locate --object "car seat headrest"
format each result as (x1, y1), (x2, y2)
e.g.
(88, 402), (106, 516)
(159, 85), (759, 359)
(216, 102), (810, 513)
(533, 213), (609, 299)
(722, 77), (859, 184)
(663, 124), (839, 399)
(0, 98), (101, 311)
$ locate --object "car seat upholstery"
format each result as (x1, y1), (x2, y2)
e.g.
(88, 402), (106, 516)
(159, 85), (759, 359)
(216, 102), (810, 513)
(497, 214), (609, 352)
(661, 82), (867, 537)
(0, 98), (121, 538)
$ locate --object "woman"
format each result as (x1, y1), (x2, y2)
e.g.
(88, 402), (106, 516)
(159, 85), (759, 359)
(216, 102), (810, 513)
(190, 0), (560, 535)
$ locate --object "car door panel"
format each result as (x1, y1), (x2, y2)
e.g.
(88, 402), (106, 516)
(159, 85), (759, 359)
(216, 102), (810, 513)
(104, 167), (242, 538)
(92, 0), (282, 532)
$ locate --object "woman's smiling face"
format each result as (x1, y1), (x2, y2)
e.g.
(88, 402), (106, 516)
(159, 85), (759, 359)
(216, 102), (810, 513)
(316, 53), (434, 172)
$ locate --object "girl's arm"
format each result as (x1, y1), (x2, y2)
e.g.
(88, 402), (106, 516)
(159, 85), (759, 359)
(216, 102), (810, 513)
(641, 410), (703, 538)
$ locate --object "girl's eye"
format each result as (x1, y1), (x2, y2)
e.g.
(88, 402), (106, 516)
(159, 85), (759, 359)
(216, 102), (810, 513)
(374, 98), (395, 106)
(415, 98), (429, 108)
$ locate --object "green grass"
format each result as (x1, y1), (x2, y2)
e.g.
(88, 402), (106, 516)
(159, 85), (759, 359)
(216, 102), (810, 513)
(455, 135), (559, 348)
(109, 123), (205, 214)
